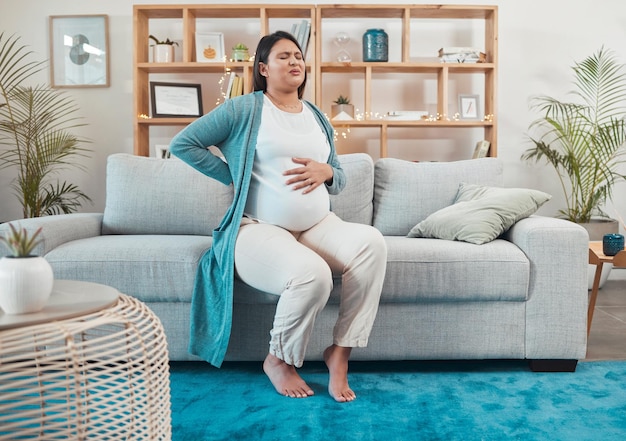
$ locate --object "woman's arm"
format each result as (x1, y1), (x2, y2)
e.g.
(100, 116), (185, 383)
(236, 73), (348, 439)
(302, 101), (346, 195)
(169, 101), (235, 185)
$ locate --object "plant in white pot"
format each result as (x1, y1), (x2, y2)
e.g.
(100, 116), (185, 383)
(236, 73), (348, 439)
(0, 223), (53, 314)
(522, 47), (626, 287)
(331, 95), (354, 120)
(149, 34), (178, 63)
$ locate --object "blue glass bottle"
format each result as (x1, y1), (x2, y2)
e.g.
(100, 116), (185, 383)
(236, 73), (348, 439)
(363, 29), (388, 62)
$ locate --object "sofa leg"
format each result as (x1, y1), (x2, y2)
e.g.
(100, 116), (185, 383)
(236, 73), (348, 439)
(528, 359), (578, 372)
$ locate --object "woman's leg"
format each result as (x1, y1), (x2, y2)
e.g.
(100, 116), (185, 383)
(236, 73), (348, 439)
(299, 213), (387, 401)
(235, 220), (333, 398)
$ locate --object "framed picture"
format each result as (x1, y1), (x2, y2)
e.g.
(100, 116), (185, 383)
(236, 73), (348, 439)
(49, 15), (109, 88)
(458, 94), (480, 120)
(150, 82), (203, 118)
(195, 32), (225, 62)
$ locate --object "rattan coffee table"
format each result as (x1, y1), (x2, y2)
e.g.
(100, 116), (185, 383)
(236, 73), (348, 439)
(0, 280), (171, 440)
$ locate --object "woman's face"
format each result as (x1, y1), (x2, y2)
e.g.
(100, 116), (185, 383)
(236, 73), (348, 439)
(259, 38), (305, 92)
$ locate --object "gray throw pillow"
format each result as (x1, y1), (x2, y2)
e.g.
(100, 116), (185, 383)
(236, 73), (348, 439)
(407, 183), (552, 244)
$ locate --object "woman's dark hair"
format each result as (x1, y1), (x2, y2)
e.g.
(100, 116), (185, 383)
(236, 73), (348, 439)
(253, 30), (307, 99)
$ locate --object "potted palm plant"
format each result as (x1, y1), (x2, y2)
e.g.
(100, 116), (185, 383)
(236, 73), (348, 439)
(0, 223), (53, 314)
(0, 32), (92, 219)
(522, 47), (626, 229)
(522, 47), (626, 286)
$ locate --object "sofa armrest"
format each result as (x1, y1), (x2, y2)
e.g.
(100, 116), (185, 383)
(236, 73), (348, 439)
(505, 215), (589, 359)
(0, 213), (103, 256)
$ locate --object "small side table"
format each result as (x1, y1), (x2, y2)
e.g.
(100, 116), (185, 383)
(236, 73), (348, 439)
(588, 241), (626, 335)
(0, 280), (171, 440)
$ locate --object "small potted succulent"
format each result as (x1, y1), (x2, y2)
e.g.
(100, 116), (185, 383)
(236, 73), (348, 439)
(149, 34), (179, 63)
(0, 223), (54, 314)
(231, 43), (250, 62)
(331, 95), (354, 119)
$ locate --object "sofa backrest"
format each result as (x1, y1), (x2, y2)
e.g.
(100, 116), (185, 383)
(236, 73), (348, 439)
(102, 154), (233, 235)
(101, 152), (374, 236)
(373, 157), (504, 236)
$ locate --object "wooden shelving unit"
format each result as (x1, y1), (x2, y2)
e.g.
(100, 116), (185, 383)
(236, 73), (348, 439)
(315, 4), (498, 158)
(133, 4), (497, 159)
(133, 4), (316, 157)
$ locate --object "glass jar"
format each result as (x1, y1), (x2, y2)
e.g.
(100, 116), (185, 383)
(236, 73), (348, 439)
(603, 233), (625, 256)
(362, 29), (388, 62)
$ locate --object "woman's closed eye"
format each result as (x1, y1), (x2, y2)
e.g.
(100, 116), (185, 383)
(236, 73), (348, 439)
(279, 52), (302, 60)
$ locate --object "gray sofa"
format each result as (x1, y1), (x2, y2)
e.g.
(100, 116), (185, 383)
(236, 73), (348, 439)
(0, 153), (589, 371)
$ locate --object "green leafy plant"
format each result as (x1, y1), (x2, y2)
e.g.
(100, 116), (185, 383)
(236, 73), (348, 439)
(522, 47), (626, 223)
(149, 35), (179, 46)
(232, 43), (248, 51)
(0, 222), (43, 257)
(0, 32), (92, 218)
(333, 95), (351, 105)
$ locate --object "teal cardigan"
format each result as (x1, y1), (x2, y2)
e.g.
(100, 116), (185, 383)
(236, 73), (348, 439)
(169, 91), (346, 367)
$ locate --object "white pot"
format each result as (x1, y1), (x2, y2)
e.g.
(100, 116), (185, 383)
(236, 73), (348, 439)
(153, 44), (175, 63)
(0, 256), (54, 314)
(331, 103), (355, 119)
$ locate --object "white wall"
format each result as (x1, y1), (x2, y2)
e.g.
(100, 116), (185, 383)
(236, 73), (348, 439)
(1, 0), (626, 231)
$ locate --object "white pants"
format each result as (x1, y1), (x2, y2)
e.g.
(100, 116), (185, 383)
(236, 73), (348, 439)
(234, 212), (387, 367)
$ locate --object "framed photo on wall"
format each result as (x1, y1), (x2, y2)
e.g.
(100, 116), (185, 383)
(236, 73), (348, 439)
(49, 15), (110, 88)
(150, 82), (203, 118)
(458, 94), (480, 120)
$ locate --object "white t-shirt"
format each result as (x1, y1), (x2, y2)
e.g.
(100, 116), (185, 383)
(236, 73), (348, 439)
(244, 96), (331, 232)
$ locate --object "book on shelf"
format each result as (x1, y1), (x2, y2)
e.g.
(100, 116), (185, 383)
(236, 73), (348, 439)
(300, 20), (311, 57)
(290, 19), (311, 57)
(235, 75), (243, 97)
(225, 72), (236, 99)
(225, 73), (244, 99)
(472, 140), (491, 159)
(229, 76), (242, 98)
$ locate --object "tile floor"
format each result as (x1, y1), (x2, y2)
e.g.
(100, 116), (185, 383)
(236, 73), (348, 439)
(585, 267), (626, 361)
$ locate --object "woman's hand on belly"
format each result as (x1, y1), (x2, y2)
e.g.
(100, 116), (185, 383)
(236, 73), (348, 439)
(283, 157), (334, 194)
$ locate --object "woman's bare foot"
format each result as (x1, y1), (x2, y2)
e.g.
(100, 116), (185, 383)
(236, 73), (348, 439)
(263, 353), (314, 398)
(323, 344), (356, 402)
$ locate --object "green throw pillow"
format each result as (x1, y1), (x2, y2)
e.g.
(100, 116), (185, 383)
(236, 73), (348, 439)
(407, 183), (552, 244)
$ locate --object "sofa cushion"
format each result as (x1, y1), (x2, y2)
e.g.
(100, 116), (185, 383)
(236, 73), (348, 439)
(330, 153), (374, 225)
(102, 154), (233, 235)
(45, 235), (212, 303)
(382, 236), (530, 302)
(373, 158), (503, 236)
(407, 183), (552, 244)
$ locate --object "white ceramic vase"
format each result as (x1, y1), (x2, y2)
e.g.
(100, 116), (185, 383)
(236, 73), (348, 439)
(0, 256), (54, 314)
(153, 44), (175, 63)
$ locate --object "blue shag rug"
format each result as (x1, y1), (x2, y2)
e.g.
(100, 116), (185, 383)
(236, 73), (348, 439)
(169, 360), (626, 441)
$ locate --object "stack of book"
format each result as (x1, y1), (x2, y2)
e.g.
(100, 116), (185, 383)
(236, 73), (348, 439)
(290, 20), (311, 57)
(225, 72), (244, 99)
(438, 47), (486, 63)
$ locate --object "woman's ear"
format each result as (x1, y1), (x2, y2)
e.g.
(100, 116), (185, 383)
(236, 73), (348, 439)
(258, 62), (268, 77)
